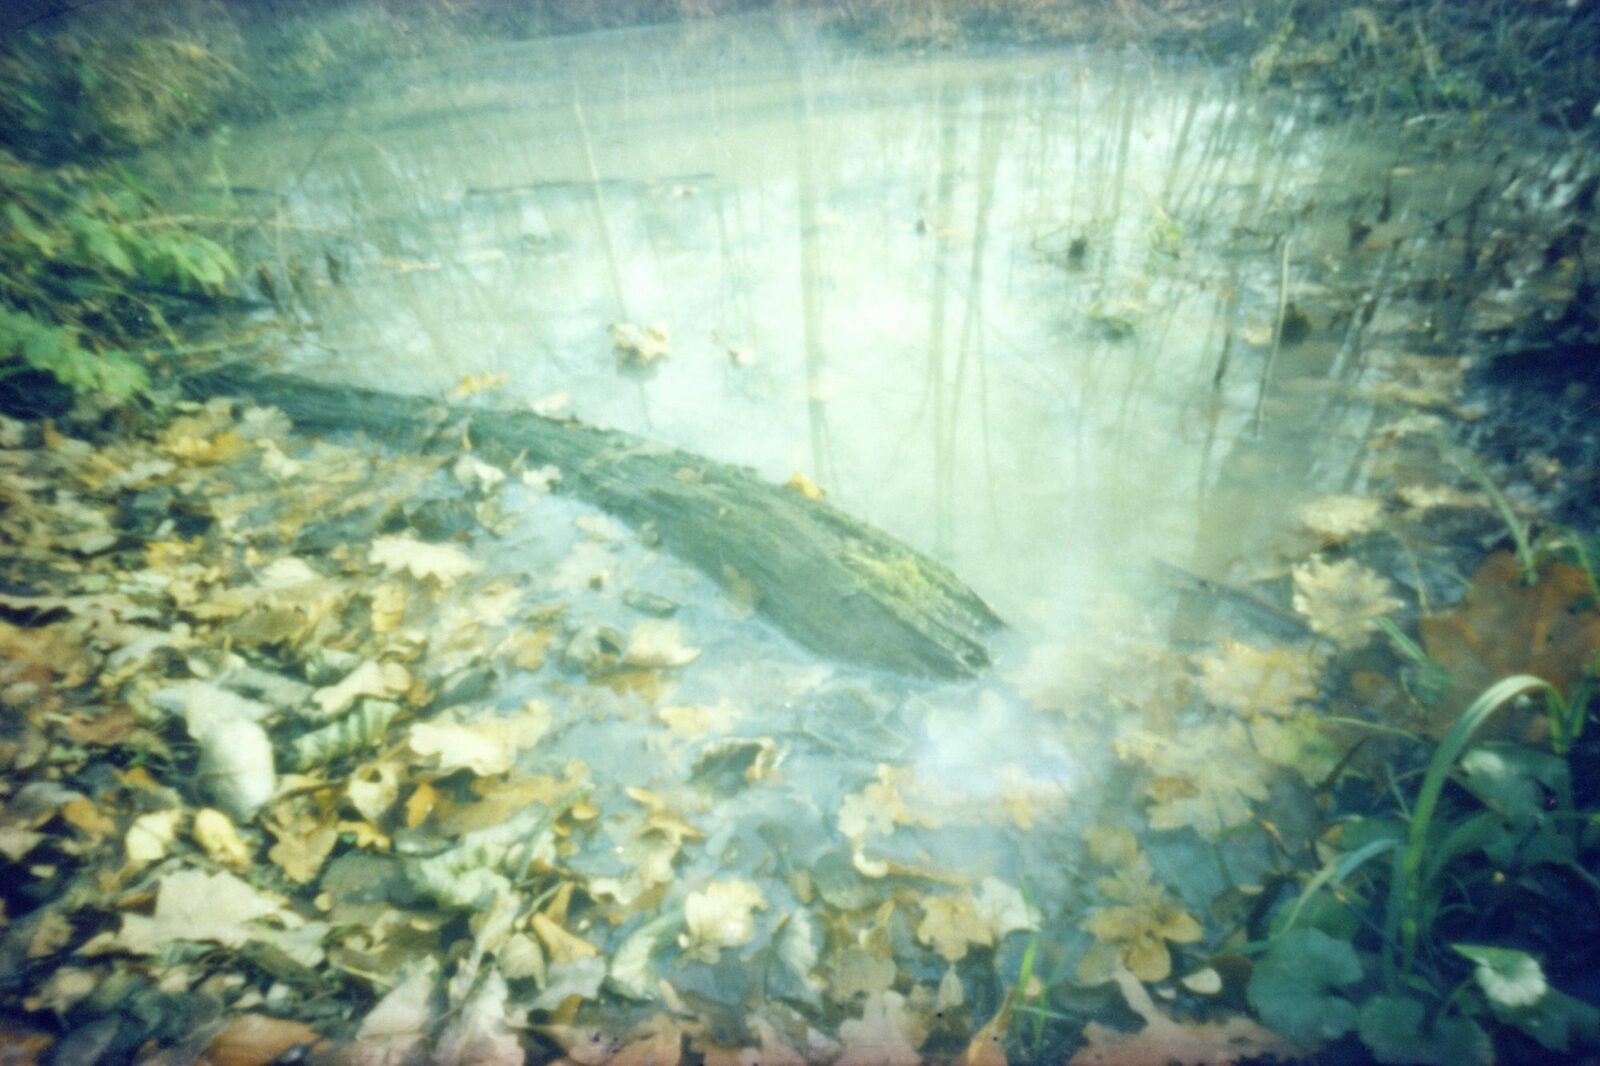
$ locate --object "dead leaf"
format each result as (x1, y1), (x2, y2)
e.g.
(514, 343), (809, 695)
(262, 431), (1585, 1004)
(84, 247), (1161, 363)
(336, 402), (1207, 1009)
(838, 990), (924, 1066)
(786, 472), (825, 501)
(612, 322), (671, 367)
(532, 912), (600, 965)
(623, 620), (700, 669)
(1067, 966), (1294, 1066)
(917, 893), (992, 962)
(313, 660), (411, 717)
(1421, 551), (1600, 728)
(435, 970), (524, 1066)
(192, 808), (252, 867)
(1197, 642), (1321, 717)
(408, 701), (551, 776)
(370, 535), (478, 587)
(450, 372), (509, 400)
(124, 809), (182, 873)
(680, 880), (766, 963)
(1296, 494), (1383, 542)
(206, 1014), (322, 1066)
(267, 800), (339, 885)
(339, 961), (437, 1066)
(1291, 557), (1403, 645)
(58, 797), (117, 840)
(959, 1000), (1011, 1066)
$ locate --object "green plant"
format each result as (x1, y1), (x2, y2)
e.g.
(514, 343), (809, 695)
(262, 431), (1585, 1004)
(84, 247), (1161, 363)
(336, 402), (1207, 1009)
(0, 153), (237, 402)
(1432, 435), (1536, 585)
(1249, 676), (1600, 1063)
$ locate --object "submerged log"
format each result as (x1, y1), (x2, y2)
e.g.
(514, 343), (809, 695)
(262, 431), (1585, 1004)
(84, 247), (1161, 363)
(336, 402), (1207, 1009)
(183, 365), (1003, 679)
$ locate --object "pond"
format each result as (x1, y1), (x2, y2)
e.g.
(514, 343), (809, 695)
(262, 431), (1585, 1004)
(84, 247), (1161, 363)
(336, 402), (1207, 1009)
(97, 9), (1591, 1062)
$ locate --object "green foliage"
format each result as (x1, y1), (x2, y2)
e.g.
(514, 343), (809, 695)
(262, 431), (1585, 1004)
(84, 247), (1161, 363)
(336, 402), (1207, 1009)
(1248, 676), (1600, 1063)
(0, 153), (237, 402)
(1246, 928), (1362, 1046)
(0, 21), (242, 162)
(1357, 994), (1492, 1066)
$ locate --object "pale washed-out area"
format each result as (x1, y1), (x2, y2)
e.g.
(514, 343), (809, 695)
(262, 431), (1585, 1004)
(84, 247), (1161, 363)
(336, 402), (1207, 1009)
(133, 9), (1511, 1044)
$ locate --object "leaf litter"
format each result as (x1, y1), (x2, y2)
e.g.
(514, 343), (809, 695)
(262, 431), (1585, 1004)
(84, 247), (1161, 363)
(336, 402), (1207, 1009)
(1, 323), (1591, 1066)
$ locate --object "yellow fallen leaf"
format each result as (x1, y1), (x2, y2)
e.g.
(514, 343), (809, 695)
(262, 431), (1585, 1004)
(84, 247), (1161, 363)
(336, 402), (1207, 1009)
(623, 620), (700, 669)
(785, 472), (825, 500)
(125, 809), (182, 873)
(1291, 557), (1403, 646)
(680, 880), (766, 963)
(449, 372), (509, 400)
(1296, 494), (1383, 542)
(408, 701), (551, 776)
(1197, 641), (1321, 718)
(192, 808), (252, 867)
(313, 659), (411, 716)
(531, 912), (599, 965)
(370, 535), (478, 587)
(918, 893), (993, 962)
(611, 322), (671, 367)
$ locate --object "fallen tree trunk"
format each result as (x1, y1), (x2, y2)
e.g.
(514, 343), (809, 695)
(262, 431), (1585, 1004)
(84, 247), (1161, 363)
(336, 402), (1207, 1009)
(183, 364), (1003, 679)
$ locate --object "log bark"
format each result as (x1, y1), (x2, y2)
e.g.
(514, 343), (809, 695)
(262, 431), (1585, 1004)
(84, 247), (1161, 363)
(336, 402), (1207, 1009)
(182, 365), (1003, 679)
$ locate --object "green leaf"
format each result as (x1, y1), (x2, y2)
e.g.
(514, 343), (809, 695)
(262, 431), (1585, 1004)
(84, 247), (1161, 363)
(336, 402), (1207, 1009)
(1491, 986), (1600, 1053)
(1247, 928), (1363, 1045)
(1357, 994), (1492, 1066)
(1457, 743), (1571, 822)
(5, 202), (57, 255)
(73, 214), (134, 275)
(1452, 944), (1546, 1009)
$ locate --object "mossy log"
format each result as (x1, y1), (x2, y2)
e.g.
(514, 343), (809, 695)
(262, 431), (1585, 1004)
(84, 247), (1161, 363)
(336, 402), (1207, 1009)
(183, 365), (1003, 678)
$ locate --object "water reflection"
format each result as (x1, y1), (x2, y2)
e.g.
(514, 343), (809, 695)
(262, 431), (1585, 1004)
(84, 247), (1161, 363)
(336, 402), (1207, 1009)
(147, 12), (1403, 633)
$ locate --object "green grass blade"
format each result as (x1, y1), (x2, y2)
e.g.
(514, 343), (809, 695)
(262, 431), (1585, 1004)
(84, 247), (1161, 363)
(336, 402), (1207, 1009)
(1282, 837), (1398, 935)
(1395, 675), (1552, 974)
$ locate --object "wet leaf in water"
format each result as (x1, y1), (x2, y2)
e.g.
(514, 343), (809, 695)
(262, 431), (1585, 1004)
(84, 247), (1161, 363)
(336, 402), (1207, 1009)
(408, 701), (550, 777)
(1296, 494), (1383, 543)
(608, 1014), (684, 1066)
(1291, 557), (1403, 646)
(680, 880), (766, 964)
(1116, 721), (1270, 838)
(958, 1001), (1009, 1066)
(313, 660), (411, 717)
(1246, 928), (1360, 1046)
(266, 797), (339, 884)
(1197, 641), (1321, 717)
(1421, 551), (1600, 714)
(624, 620), (701, 669)
(1080, 830), (1203, 984)
(838, 990), (924, 1066)
(917, 893), (992, 962)
(449, 372), (509, 400)
(1070, 966), (1292, 1066)
(612, 322), (671, 368)
(369, 535), (478, 587)
(87, 867), (305, 957)
(532, 911), (600, 965)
